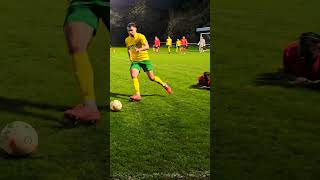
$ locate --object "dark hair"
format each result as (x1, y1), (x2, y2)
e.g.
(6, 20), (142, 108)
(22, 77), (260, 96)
(127, 22), (137, 28)
(299, 32), (320, 65)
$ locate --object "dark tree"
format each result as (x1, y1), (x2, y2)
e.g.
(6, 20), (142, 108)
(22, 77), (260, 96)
(111, 0), (210, 46)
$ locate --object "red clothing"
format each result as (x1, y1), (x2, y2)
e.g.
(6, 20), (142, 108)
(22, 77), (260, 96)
(154, 39), (160, 46)
(283, 41), (320, 80)
(181, 38), (188, 46)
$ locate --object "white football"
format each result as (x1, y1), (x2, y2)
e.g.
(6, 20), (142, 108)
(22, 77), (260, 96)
(110, 100), (122, 112)
(0, 121), (38, 156)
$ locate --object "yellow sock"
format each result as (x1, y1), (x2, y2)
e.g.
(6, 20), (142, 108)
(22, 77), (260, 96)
(71, 52), (95, 101)
(132, 77), (140, 94)
(154, 76), (165, 86)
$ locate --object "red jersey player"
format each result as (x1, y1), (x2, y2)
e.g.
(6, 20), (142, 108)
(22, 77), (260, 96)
(153, 36), (161, 53)
(181, 36), (188, 54)
(283, 32), (320, 81)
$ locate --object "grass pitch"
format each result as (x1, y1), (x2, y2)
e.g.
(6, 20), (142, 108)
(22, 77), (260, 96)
(213, 0), (320, 179)
(110, 48), (210, 177)
(0, 0), (109, 179)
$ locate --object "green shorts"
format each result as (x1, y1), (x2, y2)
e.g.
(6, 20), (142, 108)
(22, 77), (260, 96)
(130, 60), (154, 72)
(64, 4), (109, 32)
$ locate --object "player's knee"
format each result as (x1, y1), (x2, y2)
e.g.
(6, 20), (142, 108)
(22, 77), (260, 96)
(68, 43), (87, 54)
(148, 75), (155, 81)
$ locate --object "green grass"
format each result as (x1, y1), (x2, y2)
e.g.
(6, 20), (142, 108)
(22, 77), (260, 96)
(213, 0), (320, 179)
(110, 48), (210, 178)
(0, 0), (109, 179)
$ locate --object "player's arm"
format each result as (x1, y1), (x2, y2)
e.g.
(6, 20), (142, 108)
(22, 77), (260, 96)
(127, 49), (131, 58)
(136, 42), (149, 52)
(136, 36), (149, 52)
(125, 39), (132, 61)
(127, 47), (133, 61)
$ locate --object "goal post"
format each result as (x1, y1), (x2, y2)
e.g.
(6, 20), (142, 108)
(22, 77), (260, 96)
(197, 27), (211, 52)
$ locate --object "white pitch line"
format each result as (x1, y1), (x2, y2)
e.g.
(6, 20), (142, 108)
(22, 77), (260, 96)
(111, 171), (210, 179)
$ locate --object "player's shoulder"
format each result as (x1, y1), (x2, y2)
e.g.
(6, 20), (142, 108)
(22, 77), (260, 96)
(137, 33), (146, 38)
(285, 41), (299, 50)
(125, 36), (132, 46)
(125, 36), (131, 41)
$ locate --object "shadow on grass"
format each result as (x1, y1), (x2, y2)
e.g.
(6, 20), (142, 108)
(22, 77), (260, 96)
(110, 92), (165, 100)
(0, 96), (108, 128)
(0, 96), (69, 122)
(0, 149), (34, 160)
(189, 84), (210, 91)
(255, 70), (320, 90)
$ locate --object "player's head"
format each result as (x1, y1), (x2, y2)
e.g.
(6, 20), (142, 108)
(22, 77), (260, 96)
(299, 32), (320, 64)
(127, 22), (137, 37)
(182, 36), (186, 39)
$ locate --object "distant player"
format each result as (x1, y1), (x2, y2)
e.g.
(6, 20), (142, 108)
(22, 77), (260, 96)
(153, 36), (161, 53)
(166, 36), (172, 54)
(63, 0), (109, 123)
(198, 36), (206, 53)
(181, 36), (188, 54)
(176, 39), (182, 53)
(125, 23), (172, 101)
(283, 32), (320, 81)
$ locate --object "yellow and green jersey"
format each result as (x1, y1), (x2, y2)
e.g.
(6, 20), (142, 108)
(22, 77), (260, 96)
(70, 0), (109, 6)
(125, 33), (150, 61)
(176, 40), (182, 46)
(166, 38), (172, 46)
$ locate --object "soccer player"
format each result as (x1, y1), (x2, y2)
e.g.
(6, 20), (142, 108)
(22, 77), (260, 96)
(176, 39), (182, 53)
(283, 32), (320, 81)
(166, 36), (172, 54)
(153, 36), (161, 53)
(125, 23), (172, 101)
(181, 36), (188, 54)
(198, 36), (206, 53)
(63, 0), (109, 122)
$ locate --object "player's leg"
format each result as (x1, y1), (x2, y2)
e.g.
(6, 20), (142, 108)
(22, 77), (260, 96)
(65, 22), (98, 107)
(146, 71), (172, 94)
(130, 64), (142, 101)
(143, 61), (172, 94)
(63, 5), (100, 121)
